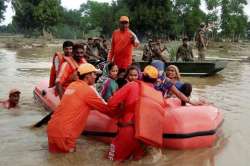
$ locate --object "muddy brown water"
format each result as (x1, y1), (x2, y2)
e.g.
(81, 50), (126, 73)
(0, 47), (250, 166)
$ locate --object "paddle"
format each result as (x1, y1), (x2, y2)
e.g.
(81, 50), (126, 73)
(33, 112), (53, 128)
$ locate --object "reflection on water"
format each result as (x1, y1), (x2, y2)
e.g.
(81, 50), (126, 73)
(1, 47), (250, 166)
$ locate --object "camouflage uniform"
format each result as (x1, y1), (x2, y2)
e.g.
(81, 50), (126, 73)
(176, 45), (194, 62)
(142, 44), (153, 61)
(151, 43), (167, 62)
(196, 28), (207, 61)
(142, 41), (167, 62)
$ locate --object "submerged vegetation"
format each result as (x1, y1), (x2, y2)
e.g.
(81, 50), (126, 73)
(0, 0), (249, 41)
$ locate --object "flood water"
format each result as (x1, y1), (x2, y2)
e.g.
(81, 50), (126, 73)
(0, 46), (250, 166)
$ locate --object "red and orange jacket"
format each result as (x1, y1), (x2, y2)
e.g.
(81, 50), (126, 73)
(49, 52), (65, 88)
(108, 81), (166, 147)
(56, 57), (86, 90)
(107, 81), (142, 124)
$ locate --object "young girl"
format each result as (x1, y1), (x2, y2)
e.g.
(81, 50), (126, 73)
(101, 63), (119, 101)
(116, 65), (141, 88)
(126, 65), (140, 82)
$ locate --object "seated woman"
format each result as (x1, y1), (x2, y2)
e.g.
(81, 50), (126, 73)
(151, 60), (199, 106)
(101, 63), (119, 101)
(166, 65), (192, 105)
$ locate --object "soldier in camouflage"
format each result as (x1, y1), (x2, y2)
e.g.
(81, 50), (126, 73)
(142, 39), (154, 61)
(195, 23), (208, 61)
(176, 37), (194, 62)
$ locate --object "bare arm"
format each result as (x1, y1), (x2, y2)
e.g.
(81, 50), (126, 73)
(170, 86), (203, 106)
(55, 82), (64, 99)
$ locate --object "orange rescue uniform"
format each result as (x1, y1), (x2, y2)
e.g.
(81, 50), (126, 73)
(47, 80), (108, 153)
(107, 81), (144, 161)
(107, 80), (165, 161)
(108, 29), (139, 69)
(56, 57), (86, 90)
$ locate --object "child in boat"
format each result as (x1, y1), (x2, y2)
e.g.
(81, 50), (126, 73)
(125, 65), (141, 82)
(0, 89), (21, 109)
(101, 63), (119, 101)
(116, 65), (141, 88)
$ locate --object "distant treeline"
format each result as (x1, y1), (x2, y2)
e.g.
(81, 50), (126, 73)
(0, 0), (249, 41)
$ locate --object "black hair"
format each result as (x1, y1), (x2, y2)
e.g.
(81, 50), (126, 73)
(88, 37), (93, 40)
(182, 37), (188, 42)
(63, 41), (74, 49)
(124, 65), (139, 78)
(179, 83), (192, 106)
(73, 43), (85, 52)
(100, 35), (105, 39)
(116, 78), (128, 89)
(200, 24), (206, 28)
(107, 63), (117, 72)
(142, 74), (157, 83)
(180, 83), (192, 97)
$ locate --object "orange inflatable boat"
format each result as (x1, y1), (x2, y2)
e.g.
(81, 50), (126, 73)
(34, 80), (223, 150)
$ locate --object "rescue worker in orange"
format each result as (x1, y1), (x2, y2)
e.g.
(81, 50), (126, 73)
(55, 44), (87, 99)
(0, 89), (21, 109)
(47, 63), (108, 153)
(108, 16), (140, 71)
(49, 41), (74, 88)
(107, 65), (161, 161)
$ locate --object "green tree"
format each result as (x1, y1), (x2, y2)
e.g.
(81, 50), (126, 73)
(120, 0), (179, 39)
(33, 0), (62, 33)
(51, 9), (83, 39)
(12, 0), (62, 35)
(221, 0), (248, 40)
(205, 0), (221, 40)
(0, 0), (7, 23)
(12, 0), (42, 33)
(80, 0), (115, 35)
(174, 0), (206, 39)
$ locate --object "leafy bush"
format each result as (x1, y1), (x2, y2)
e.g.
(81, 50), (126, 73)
(51, 24), (82, 39)
(167, 41), (180, 61)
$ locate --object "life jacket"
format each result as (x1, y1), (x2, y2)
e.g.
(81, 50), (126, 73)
(60, 56), (83, 88)
(63, 56), (80, 70)
(135, 81), (166, 147)
(49, 52), (65, 88)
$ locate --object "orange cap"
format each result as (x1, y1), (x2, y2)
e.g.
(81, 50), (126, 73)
(78, 63), (101, 75)
(119, 16), (129, 22)
(143, 65), (158, 79)
(9, 89), (21, 95)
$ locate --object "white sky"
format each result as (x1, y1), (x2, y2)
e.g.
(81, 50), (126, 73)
(1, 0), (250, 26)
